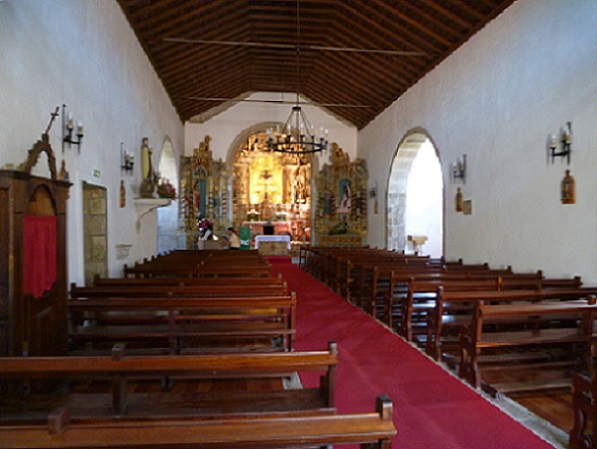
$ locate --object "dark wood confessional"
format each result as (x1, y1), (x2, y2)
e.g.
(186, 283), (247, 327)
(0, 130), (71, 357)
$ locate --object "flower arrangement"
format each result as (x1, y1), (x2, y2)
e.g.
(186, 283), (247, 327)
(157, 178), (177, 199)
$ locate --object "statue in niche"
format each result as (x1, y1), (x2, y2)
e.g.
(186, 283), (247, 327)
(338, 180), (352, 213)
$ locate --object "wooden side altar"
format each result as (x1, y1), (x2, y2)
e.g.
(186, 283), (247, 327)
(314, 144), (367, 247)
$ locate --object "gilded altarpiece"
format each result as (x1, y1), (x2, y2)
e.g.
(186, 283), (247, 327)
(232, 133), (312, 244)
(179, 136), (229, 248)
(314, 143), (367, 246)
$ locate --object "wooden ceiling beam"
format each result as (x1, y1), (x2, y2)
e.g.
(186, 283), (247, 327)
(165, 52), (251, 95)
(323, 27), (420, 87)
(351, 0), (453, 48)
(334, 2), (441, 56)
(417, 0), (473, 29)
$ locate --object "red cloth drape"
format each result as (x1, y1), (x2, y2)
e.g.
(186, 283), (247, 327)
(23, 215), (58, 297)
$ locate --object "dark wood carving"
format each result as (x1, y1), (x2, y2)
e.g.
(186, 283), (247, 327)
(0, 127), (70, 357)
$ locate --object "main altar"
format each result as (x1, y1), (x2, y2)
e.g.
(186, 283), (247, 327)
(178, 134), (366, 251)
(179, 134), (312, 251)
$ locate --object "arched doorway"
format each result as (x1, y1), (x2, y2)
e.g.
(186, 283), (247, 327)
(156, 138), (179, 253)
(387, 132), (443, 257)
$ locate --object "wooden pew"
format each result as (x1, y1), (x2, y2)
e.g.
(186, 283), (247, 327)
(68, 294), (296, 354)
(123, 263), (272, 279)
(0, 342), (337, 420)
(357, 261), (513, 319)
(71, 282), (289, 299)
(0, 394), (397, 449)
(398, 275), (581, 343)
(426, 286), (597, 362)
(458, 297), (597, 395)
(569, 371), (597, 449)
(123, 250), (272, 279)
(92, 273), (284, 288)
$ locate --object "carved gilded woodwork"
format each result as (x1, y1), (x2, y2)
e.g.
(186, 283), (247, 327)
(232, 133), (312, 243)
(314, 143), (367, 246)
(179, 135), (229, 248)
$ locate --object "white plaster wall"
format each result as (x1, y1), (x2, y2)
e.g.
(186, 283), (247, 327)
(0, 0), (184, 283)
(185, 92), (358, 166)
(361, 0), (597, 282)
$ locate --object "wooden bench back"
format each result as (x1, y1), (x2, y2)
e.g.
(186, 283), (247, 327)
(0, 394), (396, 449)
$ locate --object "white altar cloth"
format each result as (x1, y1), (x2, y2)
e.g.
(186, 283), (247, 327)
(254, 234), (291, 250)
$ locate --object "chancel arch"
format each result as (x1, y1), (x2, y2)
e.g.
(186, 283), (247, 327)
(386, 130), (443, 257)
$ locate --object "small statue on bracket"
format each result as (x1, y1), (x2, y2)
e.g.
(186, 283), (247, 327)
(139, 137), (157, 198)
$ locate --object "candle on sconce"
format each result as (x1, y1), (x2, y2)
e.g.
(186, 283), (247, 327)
(563, 123), (572, 144)
(67, 112), (74, 130)
(76, 122), (84, 136)
(550, 134), (557, 149)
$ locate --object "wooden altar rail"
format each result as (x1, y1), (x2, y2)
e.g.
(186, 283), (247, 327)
(68, 293), (296, 354)
(0, 395), (396, 449)
(459, 297), (597, 395)
(0, 341), (337, 419)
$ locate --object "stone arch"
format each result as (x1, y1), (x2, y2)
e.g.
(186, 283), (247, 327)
(386, 128), (444, 256)
(156, 137), (179, 253)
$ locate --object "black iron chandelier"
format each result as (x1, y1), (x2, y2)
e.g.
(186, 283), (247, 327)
(267, 0), (328, 155)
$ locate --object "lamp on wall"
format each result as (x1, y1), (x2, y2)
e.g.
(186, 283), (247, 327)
(369, 181), (379, 214)
(120, 142), (134, 173)
(451, 154), (466, 183)
(369, 181), (378, 199)
(549, 122), (572, 164)
(61, 104), (83, 153)
(266, 0), (328, 155)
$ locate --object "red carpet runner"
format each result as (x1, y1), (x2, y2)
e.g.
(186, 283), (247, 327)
(271, 261), (557, 449)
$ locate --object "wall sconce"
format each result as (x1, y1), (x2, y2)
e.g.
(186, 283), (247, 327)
(61, 104), (83, 152)
(369, 182), (379, 214)
(369, 181), (378, 199)
(549, 122), (572, 164)
(451, 154), (466, 183)
(120, 142), (134, 173)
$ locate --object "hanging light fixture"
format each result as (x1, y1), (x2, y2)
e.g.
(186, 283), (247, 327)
(267, 0), (328, 154)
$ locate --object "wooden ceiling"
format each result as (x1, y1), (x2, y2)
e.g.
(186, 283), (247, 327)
(117, 0), (516, 129)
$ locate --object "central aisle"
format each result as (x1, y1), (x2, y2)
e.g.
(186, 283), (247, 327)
(271, 262), (557, 449)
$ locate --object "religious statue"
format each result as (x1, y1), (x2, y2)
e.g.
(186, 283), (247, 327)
(455, 187), (464, 212)
(120, 179), (126, 208)
(139, 137), (157, 198)
(58, 159), (69, 181)
(561, 170), (575, 204)
(338, 182), (352, 213)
